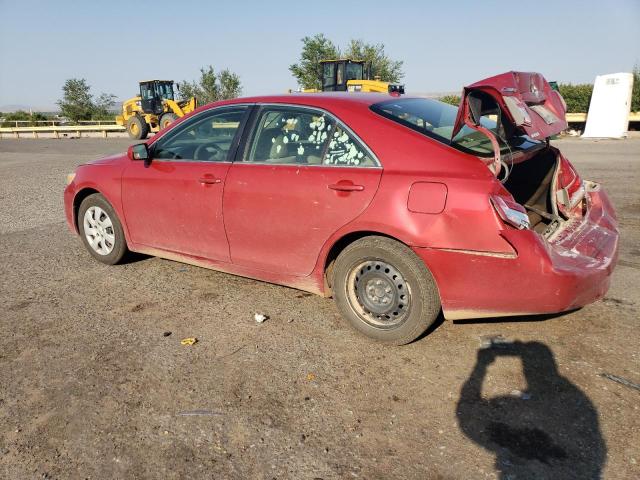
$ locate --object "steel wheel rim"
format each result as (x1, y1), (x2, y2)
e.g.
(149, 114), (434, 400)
(346, 259), (411, 329)
(83, 206), (115, 255)
(130, 122), (139, 135)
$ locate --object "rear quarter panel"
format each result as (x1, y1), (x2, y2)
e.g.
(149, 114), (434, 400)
(316, 107), (515, 254)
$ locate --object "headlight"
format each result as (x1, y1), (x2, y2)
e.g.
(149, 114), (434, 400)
(66, 172), (76, 185)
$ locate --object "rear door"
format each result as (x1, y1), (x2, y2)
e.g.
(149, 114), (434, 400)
(452, 71), (568, 140)
(223, 105), (382, 276)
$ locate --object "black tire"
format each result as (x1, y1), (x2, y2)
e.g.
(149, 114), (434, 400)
(332, 236), (441, 345)
(159, 112), (178, 130)
(78, 193), (128, 265)
(126, 114), (149, 140)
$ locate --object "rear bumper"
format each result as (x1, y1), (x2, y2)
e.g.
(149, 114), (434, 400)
(414, 185), (619, 320)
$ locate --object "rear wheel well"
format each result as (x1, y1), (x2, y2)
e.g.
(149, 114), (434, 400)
(323, 231), (406, 296)
(73, 188), (99, 232)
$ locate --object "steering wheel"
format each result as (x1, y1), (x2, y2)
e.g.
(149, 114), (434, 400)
(194, 142), (225, 161)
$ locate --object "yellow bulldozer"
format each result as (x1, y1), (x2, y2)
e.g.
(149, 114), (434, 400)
(116, 80), (197, 139)
(304, 59), (404, 94)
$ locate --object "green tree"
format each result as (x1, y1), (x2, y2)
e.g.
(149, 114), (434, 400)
(57, 79), (94, 122)
(438, 94), (461, 106)
(289, 34), (339, 90)
(93, 92), (117, 119)
(57, 78), (116, 122)
(179, 66), (242, 105)
(0, 110), (50, 127)
(217, 69), (242, 101)
(632, 65), (640, 112)
(289, 35), (404, 89)
(344, 39), (403, 83)
(557, 83), (593, 113)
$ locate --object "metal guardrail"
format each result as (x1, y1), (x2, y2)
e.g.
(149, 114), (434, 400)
(0, 119), (118, 128)
(0, 124), (125, 139)
(566, 112), (640, 122)
(566, 113), (587, 122)
(2, 112), (639, 139)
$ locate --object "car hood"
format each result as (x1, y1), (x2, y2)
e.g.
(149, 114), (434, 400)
(452, 71), (568, 141)
(85, 152), (125, 166)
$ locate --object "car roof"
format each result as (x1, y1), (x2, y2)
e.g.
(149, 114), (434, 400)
(205, 92), (407, 110)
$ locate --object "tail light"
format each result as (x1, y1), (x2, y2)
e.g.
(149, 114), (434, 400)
(555, 155), (584, 217)
(491, 195), (530, 230)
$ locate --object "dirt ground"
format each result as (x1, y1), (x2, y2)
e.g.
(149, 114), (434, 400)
(0, 137), (638, 479)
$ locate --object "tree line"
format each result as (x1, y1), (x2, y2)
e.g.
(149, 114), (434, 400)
(288, 33), (404, 90)
(3, 38), (639, 125)
(437, 68), (640, 114)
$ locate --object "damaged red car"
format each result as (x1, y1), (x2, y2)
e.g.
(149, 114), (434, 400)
(64, 71), (619, 345)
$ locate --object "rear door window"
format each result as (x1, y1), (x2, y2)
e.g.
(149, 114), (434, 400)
(324, 125), (374, 166)
(245, 106), (379, 167)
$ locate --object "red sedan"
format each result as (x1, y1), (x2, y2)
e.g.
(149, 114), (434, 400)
(64, 72), (619, 345)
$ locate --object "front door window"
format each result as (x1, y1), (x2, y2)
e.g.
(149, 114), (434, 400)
(153, 108), (247, 161)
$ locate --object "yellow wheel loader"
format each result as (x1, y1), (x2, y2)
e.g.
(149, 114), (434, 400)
(303, 59), (404, 94)
(115, 80), (197, 139)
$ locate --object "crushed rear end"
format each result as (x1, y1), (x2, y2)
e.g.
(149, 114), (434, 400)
(418, 72), (619, 319)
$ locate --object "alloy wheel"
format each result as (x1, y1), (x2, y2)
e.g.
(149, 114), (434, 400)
(83, 206), (115, 255)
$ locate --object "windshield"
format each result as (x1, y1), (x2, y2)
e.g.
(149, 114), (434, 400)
(156, 82), (174, 101)
(140, 83), (155, 100)
(370, 98), (541, 156)
(345, 63), (364, 81)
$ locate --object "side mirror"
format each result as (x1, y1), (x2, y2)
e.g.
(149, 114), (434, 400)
(128, 143), (150, 163)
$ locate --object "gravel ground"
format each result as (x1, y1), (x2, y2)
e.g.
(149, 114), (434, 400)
(0, 137), (638, 479)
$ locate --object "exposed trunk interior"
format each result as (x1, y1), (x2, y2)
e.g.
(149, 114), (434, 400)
(503, 148), (558, 234)
(456, 91), (564, 236)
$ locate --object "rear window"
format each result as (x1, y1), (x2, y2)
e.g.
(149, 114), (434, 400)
(370, 98), (540, 157)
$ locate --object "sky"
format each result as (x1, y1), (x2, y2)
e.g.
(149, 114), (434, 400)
(0, 0), (639, 111)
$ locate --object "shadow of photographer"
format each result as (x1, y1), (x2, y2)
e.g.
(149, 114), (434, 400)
(456, 341), (606, 479)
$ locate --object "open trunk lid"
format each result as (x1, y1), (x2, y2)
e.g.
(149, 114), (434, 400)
(452, 71), (568, 141)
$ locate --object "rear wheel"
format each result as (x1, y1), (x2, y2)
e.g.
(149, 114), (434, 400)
(126, 115), (149, 140)
(78, 193), (128, 265)
(159, 112), (178, 130)
(332, 236), (441, 345)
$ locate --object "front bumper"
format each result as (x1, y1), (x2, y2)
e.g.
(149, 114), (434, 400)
(414, 185), (619, 320)
(64, 183), (78, 234)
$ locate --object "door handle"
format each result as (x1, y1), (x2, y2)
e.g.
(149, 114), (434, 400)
(199, 176), (221, 185)
(328, 182), (364, 192)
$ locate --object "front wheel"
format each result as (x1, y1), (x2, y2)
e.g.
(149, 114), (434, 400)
(159, 112), (178, 130)
(126, 115), (149, 140)
(78, 193), (128, 265)
(332, 236), (441, 345)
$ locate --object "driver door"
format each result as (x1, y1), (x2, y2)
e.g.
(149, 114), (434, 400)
(140, 82), (163, 115)
(121, 106), (249, 261)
